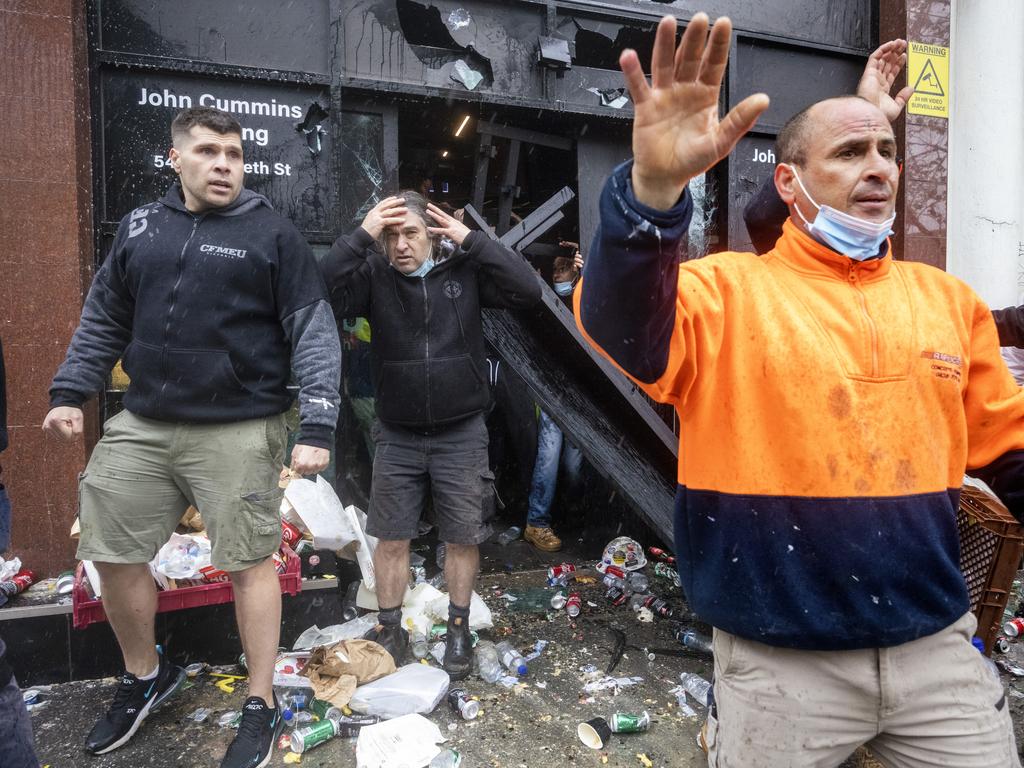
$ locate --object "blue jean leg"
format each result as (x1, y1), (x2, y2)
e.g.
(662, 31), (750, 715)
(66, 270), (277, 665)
(0, 638), (39, 768)
(527, 411), (563, 528)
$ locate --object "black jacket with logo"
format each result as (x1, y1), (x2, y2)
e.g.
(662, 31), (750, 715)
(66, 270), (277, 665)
(49, 184), (341, 448)
(322, 227), (541, 429)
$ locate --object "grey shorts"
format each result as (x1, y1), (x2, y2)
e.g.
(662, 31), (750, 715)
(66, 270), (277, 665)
(368, 414), (494, 545)
(76, 410), (286, 572)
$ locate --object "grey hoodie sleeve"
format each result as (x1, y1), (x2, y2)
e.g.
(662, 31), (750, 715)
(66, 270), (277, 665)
(50, 223), (134, 408)
(282, 300), (342, 450)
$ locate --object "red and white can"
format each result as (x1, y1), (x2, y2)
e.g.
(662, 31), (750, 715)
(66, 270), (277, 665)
(566, 591), (582, 618)
(603, 565), (626, 580)
(1003, 617), (1024, 637)
(281, 520), (304, 548)
(548, 563), (577, 580)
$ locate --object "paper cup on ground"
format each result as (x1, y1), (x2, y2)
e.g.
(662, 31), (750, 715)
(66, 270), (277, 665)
(577, 717), (612, 749)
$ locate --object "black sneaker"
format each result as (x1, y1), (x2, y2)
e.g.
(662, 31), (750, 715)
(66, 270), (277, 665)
(220, 696), (283, 768)
(84, 652), (186, 755)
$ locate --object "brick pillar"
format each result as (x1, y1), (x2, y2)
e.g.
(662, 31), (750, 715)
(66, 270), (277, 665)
(0, 1), (97, 576)
(880, 0), (951, 268)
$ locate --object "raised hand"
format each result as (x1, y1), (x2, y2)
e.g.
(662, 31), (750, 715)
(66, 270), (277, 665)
(426, 203), (471, 246)
(360, 196), (408, 240)
(856, 39), (914, 123)
(622, 14), (769, 210)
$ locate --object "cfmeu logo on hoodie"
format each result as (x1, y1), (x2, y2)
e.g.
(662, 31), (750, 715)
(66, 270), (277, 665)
(199, 243), (248, 260)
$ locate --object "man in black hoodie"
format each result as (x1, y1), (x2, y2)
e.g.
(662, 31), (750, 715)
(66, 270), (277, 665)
(43, 107), (340, 768)
(322, 192), (540, 678)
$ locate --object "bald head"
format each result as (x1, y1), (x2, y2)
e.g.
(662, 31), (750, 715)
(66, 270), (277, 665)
(776, 96), (884, 166)
(774, 96), (899, 226)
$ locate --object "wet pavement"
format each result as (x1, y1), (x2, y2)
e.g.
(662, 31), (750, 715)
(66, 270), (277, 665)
(24, 564), (942, 768)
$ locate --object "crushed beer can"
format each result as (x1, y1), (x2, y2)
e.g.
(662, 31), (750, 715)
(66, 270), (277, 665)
(566, 591), (582, 618)
(550, 591), (567, 610)
(606, 586), (628, 607)
(290, 719), (338, 753)
(608, 711), (651, 733)
(642, 595), (674, 618)
(548, 563), (577, 580)
(448, 688), (480, 720)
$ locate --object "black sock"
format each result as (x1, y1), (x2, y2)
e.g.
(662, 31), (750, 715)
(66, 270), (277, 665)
(449, 602), (470, 627)
(378, 605), (403, 626)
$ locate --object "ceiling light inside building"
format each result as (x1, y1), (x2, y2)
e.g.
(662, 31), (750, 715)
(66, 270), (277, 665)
(454, 115), (471, 137)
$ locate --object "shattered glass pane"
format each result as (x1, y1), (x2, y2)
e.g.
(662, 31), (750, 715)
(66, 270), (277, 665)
(446, 8), (471, 31)
(451, 59), (485, 90)
(338, 112), (385, 227)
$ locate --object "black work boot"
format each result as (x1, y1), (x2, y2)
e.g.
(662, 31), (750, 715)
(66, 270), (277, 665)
(443, 615), (473, 680)
(362, 623), (409, 666)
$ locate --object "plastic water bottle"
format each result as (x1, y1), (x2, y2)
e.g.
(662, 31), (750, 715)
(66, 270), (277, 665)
(675, 628), (714, 655)
(410, 628), (429, 660)
(429, 749), (462, 768)
(628, 572), (650, 592)
(679, 672), (713, 707)
(495, 641), (528, 676)
(474, 640), (503, 684)
(495, 526), (522, 546)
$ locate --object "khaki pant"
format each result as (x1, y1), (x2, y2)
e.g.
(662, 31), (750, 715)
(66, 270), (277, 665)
(706, 612), (1020, 768)
(77, 410), (286, 572)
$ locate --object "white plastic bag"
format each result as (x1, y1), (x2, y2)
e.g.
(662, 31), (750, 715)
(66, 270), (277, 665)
(425, 590), (494, 630)
(349, 664), (449, 720)
(154, 533), (212, 579)
(355, 713), (445, 768)
(285, 477), (378, 589)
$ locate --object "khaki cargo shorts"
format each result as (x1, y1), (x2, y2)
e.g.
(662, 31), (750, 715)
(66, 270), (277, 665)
(76, 410), (286, 572)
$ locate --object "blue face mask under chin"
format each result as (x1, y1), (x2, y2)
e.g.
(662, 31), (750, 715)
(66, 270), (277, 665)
(553, 281), (574, 296)
(407, 256), (435, 278)
(787, 165), (895, 262)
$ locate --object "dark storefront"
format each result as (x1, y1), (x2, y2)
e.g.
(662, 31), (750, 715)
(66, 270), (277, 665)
(1, 0), (955, 577)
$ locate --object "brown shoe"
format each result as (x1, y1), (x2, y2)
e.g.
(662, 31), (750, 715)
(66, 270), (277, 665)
(524, 525), (562, 552)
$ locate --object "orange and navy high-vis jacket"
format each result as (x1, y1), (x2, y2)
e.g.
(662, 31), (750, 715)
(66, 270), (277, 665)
(577, 161), (1024, 650)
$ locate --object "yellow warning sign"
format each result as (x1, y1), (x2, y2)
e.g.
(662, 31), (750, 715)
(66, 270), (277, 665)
(907, 41), (949, 118)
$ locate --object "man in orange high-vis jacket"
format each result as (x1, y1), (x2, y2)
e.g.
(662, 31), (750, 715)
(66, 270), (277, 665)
(576, 14), (1024, 768)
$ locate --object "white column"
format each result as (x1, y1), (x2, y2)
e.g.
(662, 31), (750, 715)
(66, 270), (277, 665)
(947, 0), (1024, 307)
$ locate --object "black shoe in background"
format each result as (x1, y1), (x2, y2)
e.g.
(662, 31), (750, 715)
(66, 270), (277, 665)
(362, 623), (409, 666)
(84, 651), (185, 755)
(443, 617), (473, 681)
(219, 695), (283, 768)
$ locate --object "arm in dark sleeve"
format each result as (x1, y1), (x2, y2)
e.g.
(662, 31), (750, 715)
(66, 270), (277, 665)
(991, 305), (1024, 348)
(275, 224), (342, 450)
(466, 231), (543, 310)
(742, 173), (790, 255)
(49, 221), (135, 408)
(319, 226), (375, 318)
(576, 160), (692, 384)
(969, 450), (1024, 523)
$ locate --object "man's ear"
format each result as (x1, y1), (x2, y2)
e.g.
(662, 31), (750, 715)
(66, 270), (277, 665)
(167, 146), (181, 173)
(775, 163), (797, 205)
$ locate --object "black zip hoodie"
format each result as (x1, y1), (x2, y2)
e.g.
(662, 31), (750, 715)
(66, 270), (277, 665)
(322, 228), (541, 429)
(50, 184), (341, 448)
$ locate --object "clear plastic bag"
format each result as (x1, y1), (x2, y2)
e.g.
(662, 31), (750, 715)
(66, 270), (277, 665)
(348, 664), (450, 719)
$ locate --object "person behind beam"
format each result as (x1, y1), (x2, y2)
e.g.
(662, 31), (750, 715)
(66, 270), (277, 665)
(524, 244), (586, 553)
(42, 107), (341, 768)
(577, 14), (1024, 766)
(321, 192), (540, 679)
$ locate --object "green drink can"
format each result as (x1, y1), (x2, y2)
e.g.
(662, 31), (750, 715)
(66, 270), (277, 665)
(290, 719), (338, 753)
(608, 711), (651, 733)
(308, 698), (342, 723)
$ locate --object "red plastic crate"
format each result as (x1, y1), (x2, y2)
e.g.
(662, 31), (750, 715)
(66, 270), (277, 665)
(72, 545), (302, 630)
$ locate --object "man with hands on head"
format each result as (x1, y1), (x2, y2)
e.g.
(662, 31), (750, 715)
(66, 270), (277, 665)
(44, 106), (340, 768)
(321, 191), (540, 679)
(577, 13), (1024, 767)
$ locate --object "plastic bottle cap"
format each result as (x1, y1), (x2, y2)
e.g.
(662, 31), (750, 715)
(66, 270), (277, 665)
(282, 708), (293, 721)
(516, 663), (528, 676)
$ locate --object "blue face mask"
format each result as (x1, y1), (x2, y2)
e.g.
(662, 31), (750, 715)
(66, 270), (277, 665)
(553, 281), (574, 296)
(787, 165), (895, 261)
(407, 257), (435, 278)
